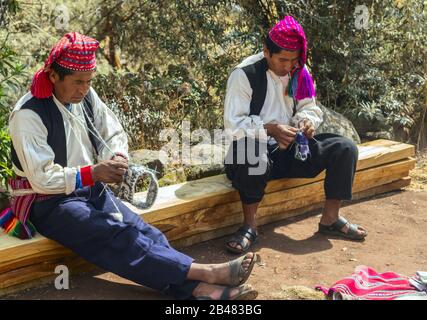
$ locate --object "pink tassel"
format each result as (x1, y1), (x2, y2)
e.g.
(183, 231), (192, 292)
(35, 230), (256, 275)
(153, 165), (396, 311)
(295, 67), (316, 100)
(30, 68), (53, 99)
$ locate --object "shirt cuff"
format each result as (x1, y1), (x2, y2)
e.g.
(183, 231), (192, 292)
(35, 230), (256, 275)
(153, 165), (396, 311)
(80, 165), (95, 187)
(64, 167), (78, 195)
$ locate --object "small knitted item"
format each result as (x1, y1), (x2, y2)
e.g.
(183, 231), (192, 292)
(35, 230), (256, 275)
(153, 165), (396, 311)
(294, 131), (310, 161)
(117, 164), (158, 209)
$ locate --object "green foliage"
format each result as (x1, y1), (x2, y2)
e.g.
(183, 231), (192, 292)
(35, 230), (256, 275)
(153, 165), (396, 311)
(0, 40), (26, 124)
(88, 0), (426, 147)
(233, 0), (426, 143)
(89, 0), (254, 149)
(0, 127), (13, 188)
(2, 0), (426, 150)
(0, 1), (23, 192)
(0, 0), (19, 28)
(93, 63), (224, 150)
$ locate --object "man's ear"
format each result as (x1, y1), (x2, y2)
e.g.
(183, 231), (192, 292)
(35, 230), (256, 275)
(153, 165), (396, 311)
(263, 44), (270, 58)
(48, 69), (58, 84)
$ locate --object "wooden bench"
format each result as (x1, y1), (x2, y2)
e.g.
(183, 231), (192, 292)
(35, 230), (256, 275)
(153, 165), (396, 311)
(0, 139), (415, 294)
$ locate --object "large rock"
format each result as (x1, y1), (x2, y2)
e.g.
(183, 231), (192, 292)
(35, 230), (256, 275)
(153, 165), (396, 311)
(128, 145), (225, 187)
(129, 149), (164, 176)
(183, 143), (225, 180)
(316, 103), (361, 144)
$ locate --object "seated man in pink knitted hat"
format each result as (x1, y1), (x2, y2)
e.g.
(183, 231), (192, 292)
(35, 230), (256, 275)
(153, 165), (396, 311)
(224, 16), (367, 254)
(5, 32), (259, 300)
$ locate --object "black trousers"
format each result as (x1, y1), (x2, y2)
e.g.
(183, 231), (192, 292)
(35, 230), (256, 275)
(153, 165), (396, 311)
(225, 133), (359, 204)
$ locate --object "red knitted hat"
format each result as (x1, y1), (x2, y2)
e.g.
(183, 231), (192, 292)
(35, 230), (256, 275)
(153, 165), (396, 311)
(31, 32), (99, 99)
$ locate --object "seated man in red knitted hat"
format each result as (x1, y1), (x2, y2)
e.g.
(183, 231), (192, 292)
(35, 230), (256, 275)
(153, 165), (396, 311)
(5, 32), (259, 300)
(223, 16), (367, 254)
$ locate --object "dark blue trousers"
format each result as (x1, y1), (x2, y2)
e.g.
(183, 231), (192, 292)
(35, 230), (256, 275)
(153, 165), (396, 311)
(30, 183), (199, 299)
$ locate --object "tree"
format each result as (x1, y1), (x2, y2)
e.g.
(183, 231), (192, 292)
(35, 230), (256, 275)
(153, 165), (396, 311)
(0, 0), (23, 204)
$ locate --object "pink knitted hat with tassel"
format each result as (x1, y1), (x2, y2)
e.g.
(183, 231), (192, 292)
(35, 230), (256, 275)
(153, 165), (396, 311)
(268, 16), (315, 100)
(31, 32), (99, 99)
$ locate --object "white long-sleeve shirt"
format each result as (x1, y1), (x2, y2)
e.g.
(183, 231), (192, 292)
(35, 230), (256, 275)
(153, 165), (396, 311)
(224, 52), (323, 143)
(9, 87), (128, 195)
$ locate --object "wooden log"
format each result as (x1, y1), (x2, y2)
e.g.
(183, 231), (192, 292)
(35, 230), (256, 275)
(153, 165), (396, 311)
(0, 177), (411, 291)
(0, 254), (91, 289)
(0, 156), (415, 272)
(126, 140), (415, 223)
(0, 247), (76, 274)
(151, 158), (415, 241)
(171, 177), (411, 248)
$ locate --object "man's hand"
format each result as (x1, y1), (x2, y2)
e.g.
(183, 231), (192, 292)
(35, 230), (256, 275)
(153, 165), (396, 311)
(92, 160), (128, 184)
(112, 154), (128, 164)
(265, 123), (298, 149)
(298, 119), (315, 139)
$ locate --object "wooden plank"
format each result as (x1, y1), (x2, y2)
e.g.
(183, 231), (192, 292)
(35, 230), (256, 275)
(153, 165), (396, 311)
(0, 176), (411, 291)
(0, 157), (415, 269)
(126, 141), (414, 222)
(352, 176), (411, 200)
(127, 141), (415, 222)
(171, 177), (411, 248)
(0, 247), (76, 274)
(154, 159), (414, 242)
(0, 255), (91, 289)
(357, 142), (415, 170)
(0, 236), (66, 269)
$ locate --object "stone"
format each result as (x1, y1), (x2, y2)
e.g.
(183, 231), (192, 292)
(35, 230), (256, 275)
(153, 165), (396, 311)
(129, 149), (164, 176)
(184, 143), (225, 180)
(316, 103), (361, 144)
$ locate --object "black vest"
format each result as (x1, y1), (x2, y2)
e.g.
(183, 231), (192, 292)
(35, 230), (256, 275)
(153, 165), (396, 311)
(241, 57), (297, 117)
(11, 93), (100, 172)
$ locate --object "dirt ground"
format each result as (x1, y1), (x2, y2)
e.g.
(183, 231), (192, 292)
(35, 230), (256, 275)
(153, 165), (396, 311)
(3, 153), (427, 300)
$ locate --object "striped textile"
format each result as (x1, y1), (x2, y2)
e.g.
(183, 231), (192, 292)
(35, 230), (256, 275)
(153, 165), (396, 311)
(316, 265), (427, 300)
(9, 178), (35, 227)
(0, 177), (44, 239)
